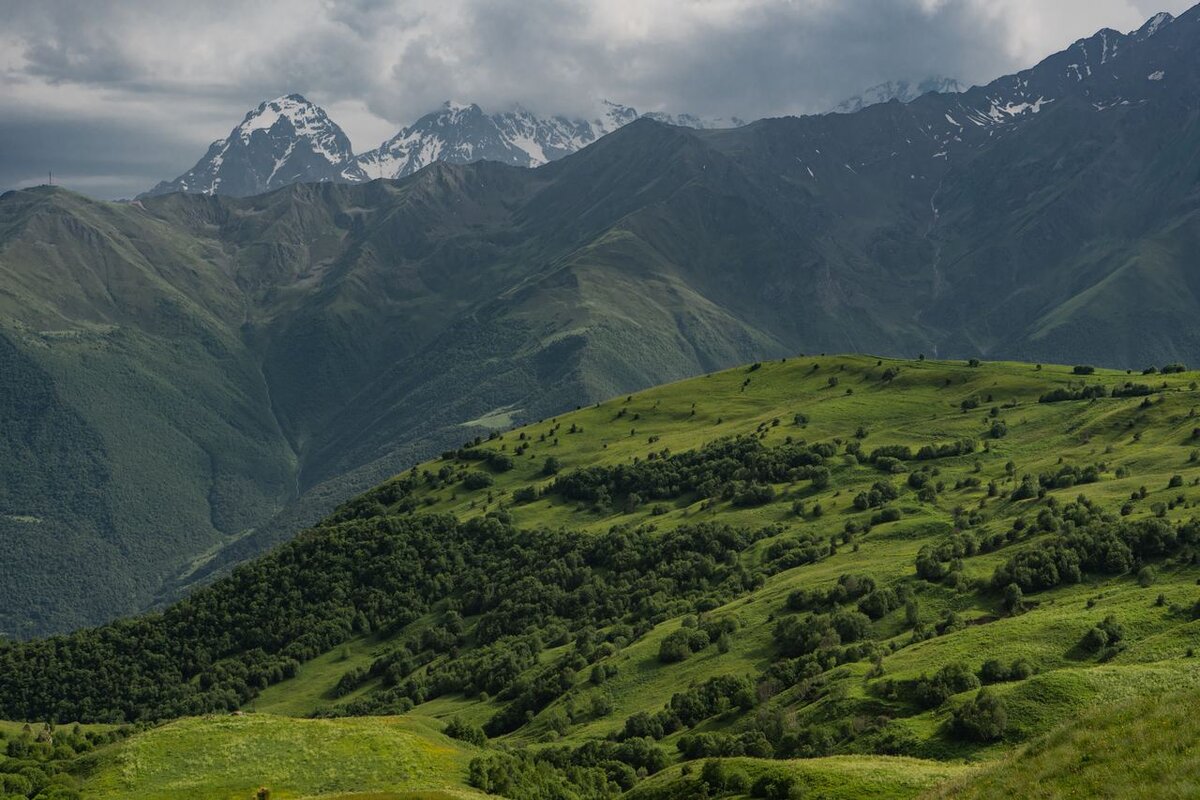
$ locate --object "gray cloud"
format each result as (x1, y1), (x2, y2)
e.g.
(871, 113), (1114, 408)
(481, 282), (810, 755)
(0, 0), (1193, 198)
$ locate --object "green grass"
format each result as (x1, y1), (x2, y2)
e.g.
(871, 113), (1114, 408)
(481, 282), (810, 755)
(251, 637), (383, 716)
(627, 754), (975, 799)
(77, 714), (484, 800)
(927, 686), (1200, 798)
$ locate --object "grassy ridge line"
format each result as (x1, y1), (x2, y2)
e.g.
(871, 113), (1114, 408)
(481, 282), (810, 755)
(397, 355), (1198, 535)
(77, 714), (483, 800)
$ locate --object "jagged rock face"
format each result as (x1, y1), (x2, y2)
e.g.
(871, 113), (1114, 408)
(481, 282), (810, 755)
(143, 95), (354, 197)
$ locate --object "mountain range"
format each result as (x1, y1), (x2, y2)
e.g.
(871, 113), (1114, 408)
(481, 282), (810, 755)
(3, 7), (1200, 637)
(143, 82), (966, 200)
(143, 98), (746, 198)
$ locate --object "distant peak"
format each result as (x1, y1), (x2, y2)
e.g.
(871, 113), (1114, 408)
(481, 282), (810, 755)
(832, 76), (963, 115)
(1133, 11), (1174, 39)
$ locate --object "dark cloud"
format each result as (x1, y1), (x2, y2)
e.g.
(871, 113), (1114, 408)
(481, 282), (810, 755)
(0, 0), (1193, 198)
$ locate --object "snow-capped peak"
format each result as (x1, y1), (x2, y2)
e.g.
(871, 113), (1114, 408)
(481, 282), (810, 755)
(234, 94), (349, 165)
(141, 94), (355, 198)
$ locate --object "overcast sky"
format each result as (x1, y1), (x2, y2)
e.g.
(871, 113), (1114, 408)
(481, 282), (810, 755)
(0, 0), (1192, 199)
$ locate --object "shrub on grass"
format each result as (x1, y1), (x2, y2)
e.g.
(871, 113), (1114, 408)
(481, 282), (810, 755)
(979, 658), (1033, 684)
(463, 471), (493, 490)
(1082, 615), (1124, 653)
(914, 662), (980, 708)
(445, 717), (488, 746)
(952, 689), (1008, 742)
(1002, 583), (1025, 614)
(658, 628), (712, 663)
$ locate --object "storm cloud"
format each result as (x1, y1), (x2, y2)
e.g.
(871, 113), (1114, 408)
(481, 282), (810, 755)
(0, 0), (1191, 198)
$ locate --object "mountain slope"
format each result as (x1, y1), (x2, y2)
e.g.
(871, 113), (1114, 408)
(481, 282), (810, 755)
(0, 187), (297, 635)
(3, 356), (1200, 799)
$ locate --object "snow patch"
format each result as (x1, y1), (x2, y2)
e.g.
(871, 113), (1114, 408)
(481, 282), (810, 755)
(984, 96), (1053, 123)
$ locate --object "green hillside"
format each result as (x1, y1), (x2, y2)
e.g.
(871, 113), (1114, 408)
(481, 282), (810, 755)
(2, 355), (1200, 798)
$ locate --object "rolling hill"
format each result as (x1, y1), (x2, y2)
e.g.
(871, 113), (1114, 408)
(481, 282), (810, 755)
(2, 355), (1200, 798)
(7, 8), (1200, 636)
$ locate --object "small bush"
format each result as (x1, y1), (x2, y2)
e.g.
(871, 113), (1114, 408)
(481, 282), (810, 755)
(462, 472), (494, 490)
(952, 689), (1008, 742)
(979, 658), (1033, 684)
(1002, 583), (1024, 614)
(445, 717), (488, 746)
(870, 507), (902, 526)
(1082, 615), (1124, 653)
(512, 486), (538, 503)
(658, 628), (711, 663)
(914, 662), (980, 708)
